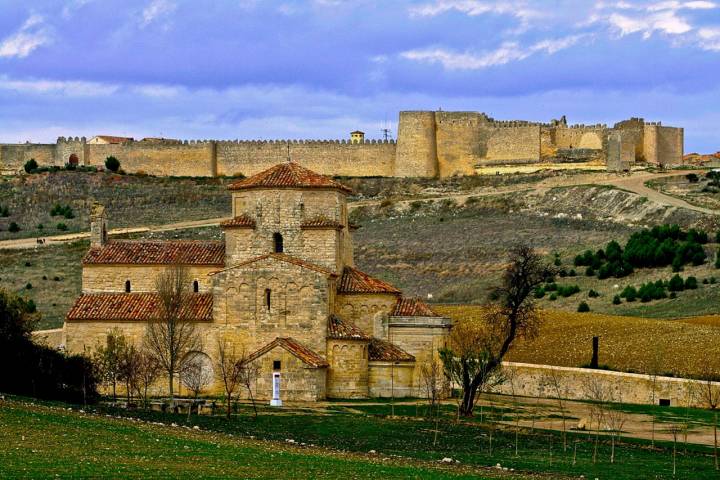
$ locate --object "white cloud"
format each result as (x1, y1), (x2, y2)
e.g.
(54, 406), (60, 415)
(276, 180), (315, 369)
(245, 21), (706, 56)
(141, 0), (177, 27)
(401, 35), (586, 70)
(0, 76), (120, 96)
(607, 10), (691, 37)
(698, 26), (720, 49)
(409, 1), (541, 24)
(0, 14), (52, 59)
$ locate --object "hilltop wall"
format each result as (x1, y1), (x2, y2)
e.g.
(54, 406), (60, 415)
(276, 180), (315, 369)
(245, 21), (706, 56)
(0, 110), (684, 178)
(216, 140), (396, 177)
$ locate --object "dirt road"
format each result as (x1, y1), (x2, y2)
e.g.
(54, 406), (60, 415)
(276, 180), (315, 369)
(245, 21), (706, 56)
(0, 169), (712, 251)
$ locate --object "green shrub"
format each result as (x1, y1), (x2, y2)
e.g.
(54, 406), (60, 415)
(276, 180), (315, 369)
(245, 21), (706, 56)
(553, 256), (562, 266)
(711, 277), (717, 284)
(612, 295), (621, 305)
(588, 289), (599, 298)
(638, 281), (667, 302)
(577, 301), (590, 312)
(534, 287), (546, 299)
(548, 293), (558, 301)
(568, 269), (576, 277)
(669, 291), (677, 299)
(8, 222), (20, 233)
(56, 223), (68, 231)
(620, 285), (637, 302)
(556, 284), (580, 297)
(37, 224), (43, 230)
(585, 266), (595, 276)
(0, 206), (9, 217)
(685, 276), (698, 290)
(23, 159), (38, 173)
(544, 282), (557, 292)
(105, 156), (121, 172)
(25, 299), (36, 313)
(686, 173), (699, 183)
(25, 283), (32, 290)
(668, 274), (685, 292)
(50, 204), (74, 218)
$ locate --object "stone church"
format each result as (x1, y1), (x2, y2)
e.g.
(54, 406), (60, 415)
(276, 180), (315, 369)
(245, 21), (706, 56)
(62, 162), (451, 401)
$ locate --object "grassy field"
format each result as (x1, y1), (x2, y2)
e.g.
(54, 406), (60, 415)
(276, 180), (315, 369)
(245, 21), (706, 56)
(0, 399), (510, 480)
(436, 306), (720, 377)
(4, 396), (718, 480)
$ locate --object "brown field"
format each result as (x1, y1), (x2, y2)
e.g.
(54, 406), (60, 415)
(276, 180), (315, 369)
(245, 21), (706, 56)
(435, 305), (720, 378)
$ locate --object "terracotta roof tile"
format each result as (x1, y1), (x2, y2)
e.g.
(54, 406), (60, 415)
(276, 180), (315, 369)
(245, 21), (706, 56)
(392, 297), (440, 317)
(327, 314), (370, 340)
(66, 293), (213, 322)
(247, 337), (329, 368)
(83, 240), (224, 266)
(212, 253), (336, 277)
(338, 267), (400, 295)
(228, 162), (352, 193)
(368, 338), (415, 362)
(301, 217), (344, 230)
(220, 214), (256, 229)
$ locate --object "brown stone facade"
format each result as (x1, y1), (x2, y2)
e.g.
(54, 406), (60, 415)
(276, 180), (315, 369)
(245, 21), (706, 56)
(59, 162), (451, 402)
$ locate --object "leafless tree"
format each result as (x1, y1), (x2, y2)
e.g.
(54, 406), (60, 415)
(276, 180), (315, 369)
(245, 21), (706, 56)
(668, 423), (683, 476)
(542, 369), (568, 452)
(145, 264), (201, 400)
(92, 328), (128, 401)
(180, 353), (213, 420)
(583, 376), (610, 464)
(119, 344), (141, 404)
(439, 244), (551, 417)
(238, 357), (260, 418)
(692, 362), (720, 470)
(646, 346), (663, 449)
(132, 349), (161, 410)
(216, 338), (247, 419)
(604, 389), (627, 464)
(420, 358), (446, 446)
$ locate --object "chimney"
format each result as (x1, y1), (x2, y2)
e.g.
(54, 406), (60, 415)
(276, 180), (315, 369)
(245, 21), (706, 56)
(90, 203), (108, 247)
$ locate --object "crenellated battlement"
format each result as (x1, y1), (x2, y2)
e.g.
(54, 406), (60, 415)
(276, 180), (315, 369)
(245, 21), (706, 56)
(0, 110), (682, 177)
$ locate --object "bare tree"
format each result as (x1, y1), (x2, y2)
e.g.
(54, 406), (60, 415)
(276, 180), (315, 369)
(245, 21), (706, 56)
(119, 344), (141, 404)
(180, 353), (213, 420)
(583, 376), (610, 464)
(133, 349), (161, 410)
(216, 338), (246, 419)
(605, 389), (627, 464)
(542, 369), (568, 452)
(419, 358), (445, 446)
(145, 264), (201, 399)
(238, 357), (260, 418)
(92, 328), (128, 401)
(440, 245), (550, 417)
(646, 346), (663, 449)
(692, 362), (720, 470)
(668, 423), (683, 476)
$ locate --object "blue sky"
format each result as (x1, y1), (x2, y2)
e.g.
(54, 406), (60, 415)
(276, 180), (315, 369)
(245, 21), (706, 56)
(0, 0), (719, 152)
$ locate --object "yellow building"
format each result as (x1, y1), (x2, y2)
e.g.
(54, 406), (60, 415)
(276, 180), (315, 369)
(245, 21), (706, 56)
(62, 162), (450, 401)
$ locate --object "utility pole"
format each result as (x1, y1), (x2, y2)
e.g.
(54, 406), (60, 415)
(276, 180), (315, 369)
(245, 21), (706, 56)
(381, 128), (392, 141)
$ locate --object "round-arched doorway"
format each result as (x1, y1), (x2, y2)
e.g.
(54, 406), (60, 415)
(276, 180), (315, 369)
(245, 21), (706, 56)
(68, 154), (79, 166)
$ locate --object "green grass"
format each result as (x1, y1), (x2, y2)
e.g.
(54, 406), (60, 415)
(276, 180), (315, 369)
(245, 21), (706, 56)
(90, 399), (720, 480)
(0, 399), (507, 479)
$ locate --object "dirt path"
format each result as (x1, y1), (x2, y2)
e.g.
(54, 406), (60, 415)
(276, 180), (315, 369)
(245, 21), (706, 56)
(1, 169), (711, 251)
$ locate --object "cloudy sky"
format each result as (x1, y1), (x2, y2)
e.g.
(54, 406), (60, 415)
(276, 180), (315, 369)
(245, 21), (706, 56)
(1, 0), (719, 151)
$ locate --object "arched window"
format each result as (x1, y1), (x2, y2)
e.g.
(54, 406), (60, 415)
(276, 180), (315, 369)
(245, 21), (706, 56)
(193, 280), (199, 293)
(273, 232), (284, 253)
(125, 280), (131, 293)
(265, 288), (271, 310)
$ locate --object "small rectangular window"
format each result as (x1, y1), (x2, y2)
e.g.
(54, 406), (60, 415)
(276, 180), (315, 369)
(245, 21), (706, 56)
(659, 398), (671, 407)
(273, 360), (281, 370)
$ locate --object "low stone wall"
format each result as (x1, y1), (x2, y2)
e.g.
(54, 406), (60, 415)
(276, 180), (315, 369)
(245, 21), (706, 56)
(492, 362), (715, 408)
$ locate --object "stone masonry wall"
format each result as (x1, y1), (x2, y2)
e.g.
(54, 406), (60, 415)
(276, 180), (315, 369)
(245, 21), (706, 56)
(326, 339), (369, 398)
(334, 293), (398, 336)
(0, 144), (55, 173)
(368, 362), (415, 397)
(657, 126), (684, 167)
(484, 126), (541, 164)
(82, 265), (219, 293)
(492, 362), (716, 408)
(85, 142), (215, 176)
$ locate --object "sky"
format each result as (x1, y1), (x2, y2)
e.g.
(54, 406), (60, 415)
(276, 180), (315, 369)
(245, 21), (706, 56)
(0, 0), (719, 152)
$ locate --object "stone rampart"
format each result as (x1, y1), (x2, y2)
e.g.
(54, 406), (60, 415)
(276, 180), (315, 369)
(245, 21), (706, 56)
(492, 362), (714, 408)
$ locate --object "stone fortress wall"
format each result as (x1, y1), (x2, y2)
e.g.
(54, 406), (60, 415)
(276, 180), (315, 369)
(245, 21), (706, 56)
(0, 111), (684, 177)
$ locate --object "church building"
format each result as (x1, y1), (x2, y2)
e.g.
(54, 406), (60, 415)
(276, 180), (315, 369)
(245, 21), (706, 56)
(62, 162), (451, 401)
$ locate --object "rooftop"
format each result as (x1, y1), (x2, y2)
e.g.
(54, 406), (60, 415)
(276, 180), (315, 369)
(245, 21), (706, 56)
(338, 266), (400, 295)
(220, 214), (256, 229)
(392, 297), (440, 317)
(228, 162), (352, 194)
(327, 314), (370, 340)
(66, 292), (213, 322)
(83, 240), (225, 266)
(247, 337), (329, 368)
(368, 337), (415, 362)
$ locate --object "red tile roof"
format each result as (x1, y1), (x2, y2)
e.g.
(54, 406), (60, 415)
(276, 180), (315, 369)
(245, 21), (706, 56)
(66, 292), (213, 322)
(212, 253), (336, 277)
(368, 338), (415, 362)
(327, 314), (370, 340)
(220, 214), (256, 229)
(228, 162), (352, 193)
(247, 337), (329, 368)
(301, 217), (344, 230)
(83, 240), (225, 266)
(338, 267), (400, 295)
(392, 297), (440, 317)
